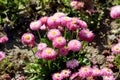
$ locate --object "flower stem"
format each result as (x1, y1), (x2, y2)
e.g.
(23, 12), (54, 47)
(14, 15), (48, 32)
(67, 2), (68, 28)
(48, 60), (51, 70)
(37, 30), (41, 42)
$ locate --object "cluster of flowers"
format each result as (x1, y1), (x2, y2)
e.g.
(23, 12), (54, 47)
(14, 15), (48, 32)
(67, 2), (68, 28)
(110, 5), (120, 19)
(0, 51), (5, 61)
(0, 36), (8, 43)
(21, 12), (95, 60)
(52, 65), (115, 80)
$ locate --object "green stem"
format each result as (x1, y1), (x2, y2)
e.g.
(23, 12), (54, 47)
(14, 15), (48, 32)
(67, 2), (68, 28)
(37, 30), (41, 42)
(64, 27), (67, 39)
(48, 60), (51, 70)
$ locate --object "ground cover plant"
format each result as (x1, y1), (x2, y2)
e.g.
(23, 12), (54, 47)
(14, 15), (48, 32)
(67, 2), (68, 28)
(0, 0), (120, 80)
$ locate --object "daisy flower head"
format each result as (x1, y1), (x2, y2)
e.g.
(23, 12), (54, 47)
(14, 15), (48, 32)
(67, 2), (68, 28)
(47, 29), (61, 41)
(47, 16), (61, 29)
(60, 69), (71, 78)
(30, 20), (42, 30)
(78, 29), (95, 42)
(35, 51), (42, 59)
(37, 43), (47, 51)
(111, 43), (120, 54)
(39, 16), (48, 25)
(52, 36), (66, 48)
(60, 16), (72, 26)
(0, 51), (5, 61)
(66, 59), (79, 69)
(59, 47), (69, 56)
(0, 36), (8, 43)
(41, 47), (57, 60)
(68, 39), (82, 52)
(92, 68), (101, 77)
(53, 12), (66, 18)
(101, 67), (113, 76)
(110, 5), (120, 19)
(21, 33), (35, 46)
(78, 66), (92, 79)
(52, 72), (63, 80)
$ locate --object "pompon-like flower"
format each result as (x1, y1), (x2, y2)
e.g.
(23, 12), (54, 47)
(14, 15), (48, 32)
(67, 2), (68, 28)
(110, 5), (120, 19)
(30, 20), (42, 30)
(78, 29), (95, 42)
(103, 76), (115, 80)
(68, 39), (82, 52)
(40, 24), (47, 30)
(35, 51), (42, 59)
(21, 33), (35, 46)
(41, 47), (57, 60)
(47, 16), (61, 28)
(39, 16), (48, 25)
(59, 47), (69, 56)
(70, 1), (78, 9)
(106, 55), (115, 62)
(70, 72), (79, 80)
(53, 12), (66, 18)
(37, 43), (47, 51)
(0, 51), (5, 61)
(77, 19), (87, 28)
(111, 43), (120, 54)
(52, 72), (63, 80)
(92, 68), (101, 77)
(60, 16), (72, 26)
(52, 36), (66, 48)
(78, 66), (92, 79)
(101, 67), (113, 76)
(60, 69), (71, 78)
(47, 29), (61, 41)
(66, 59), (79, 69)
(0, 36), (8, 43)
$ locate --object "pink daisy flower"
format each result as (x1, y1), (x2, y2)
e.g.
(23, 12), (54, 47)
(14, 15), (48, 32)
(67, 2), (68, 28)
(78, 29), (95, 42)
(92, 68), (101, 77)
(21, 33), (35, 46)
(35, 51), (42, 59)
(0, 36), (8, 43)
(111, 43), (120, 54)
(70, 1), (78, 10)
(40, 24), (47, 30)
(78, 66), (92, 79)
(66, 59), (79, 69)
(41, 47), (57, 60)
(30, 20), (42, 30)
(60, 16), (72, 26)
(101, 67), (113, 76)
(47, 16), (61, 29)
(59, 47), (69, 56)
(70, 72), (79, 80)
(37, 43), (47, 51)
(53, 12), (66, 18)
(60, 69), (71, 78)
(110, 5), (120, 19)
(47, 29), (61, 41)
(103, 76), (115, 80)
(39, 16), (48, 25)
(0, 51), (5, 61)
(68, 39), (82, 52)
(52, 36), (66, 48)
(77, 19), (87, 28)
(52, 72), (63, 80)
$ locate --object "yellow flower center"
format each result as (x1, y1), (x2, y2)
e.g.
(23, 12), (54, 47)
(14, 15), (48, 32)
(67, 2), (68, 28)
(71, 1), (77, 6)
(71, 61), (74, 64)
(63, 71), (67, 74)
(33, 22), (38, 26)
(52, 17), (57, 21)
(51, 31), (56, 35)
(64, 17), (70, 21)
(56, 73), (60, 78)
(57, 38), (62, 42)
(115, 47), (119, 50)
(25, 35), (30, 40)
(84, 31), (89, 34)
(46, 49), (51, 54)
(83, 68), (88, 72)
